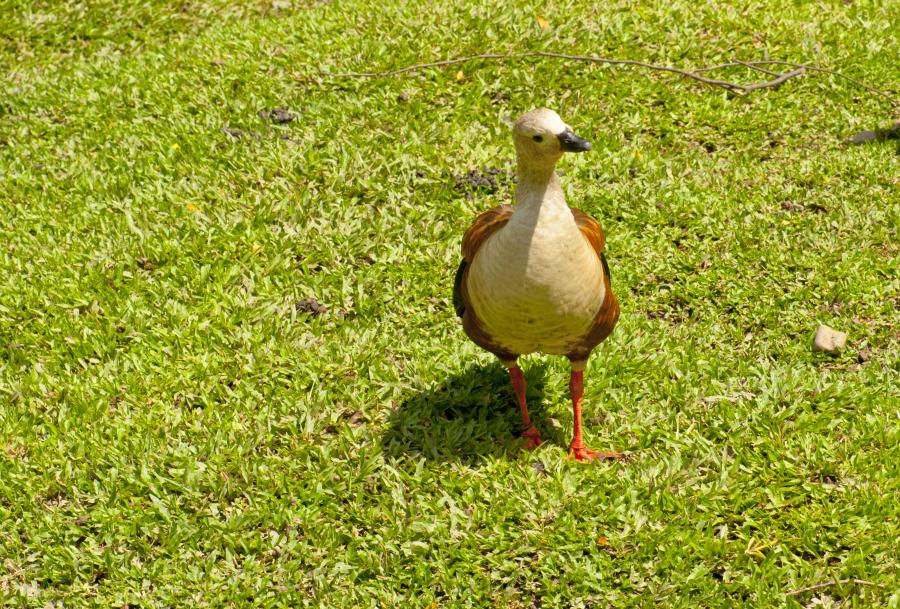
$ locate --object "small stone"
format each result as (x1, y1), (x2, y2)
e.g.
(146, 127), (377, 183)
(812, 324), (847, 354)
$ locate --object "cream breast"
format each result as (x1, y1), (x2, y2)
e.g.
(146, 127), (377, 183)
(466, 175), (605, 356)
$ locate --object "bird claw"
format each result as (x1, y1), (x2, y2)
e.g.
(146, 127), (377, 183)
(568, 445), (622, 462)
(520, 426), (543, 450)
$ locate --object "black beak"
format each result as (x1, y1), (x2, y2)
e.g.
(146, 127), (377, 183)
(557, 128), (592, 152)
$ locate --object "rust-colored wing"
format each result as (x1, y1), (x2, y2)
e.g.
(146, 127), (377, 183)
(461, 204), (514, 262)
(571, 207), (606, 257)
(566, 207), (620, 363)
(453, 204), (518, 362)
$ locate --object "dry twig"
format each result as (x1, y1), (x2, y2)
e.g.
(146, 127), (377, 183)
(731, 59), (782, 77)
(785, 578), (884, 597)
(697, 59), (899, 107)
(323, 51), (898, 107)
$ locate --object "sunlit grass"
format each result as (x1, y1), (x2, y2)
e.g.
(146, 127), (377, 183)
(1, 0), (898, 606)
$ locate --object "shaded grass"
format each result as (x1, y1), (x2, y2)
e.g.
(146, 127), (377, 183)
(1, 0), (899, 607)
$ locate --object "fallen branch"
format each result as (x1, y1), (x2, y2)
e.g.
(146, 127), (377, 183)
(731, 59), (782, 78)
(323, 51), (898, 107)
(785, 578), (884, 597)
(742, 67), (806, 92)
(324, 51), (793, 92)
(696, 60), (899, 107)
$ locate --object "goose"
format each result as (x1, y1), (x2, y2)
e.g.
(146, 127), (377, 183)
(453, 108), (622, 461)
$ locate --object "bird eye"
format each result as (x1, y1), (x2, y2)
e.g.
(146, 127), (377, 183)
(532, 135), (543, 142)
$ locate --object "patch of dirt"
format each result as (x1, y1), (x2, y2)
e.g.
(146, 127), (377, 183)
(296, 298), (327, 315)
(222, 127), (260, 139)
(781, 200), (827, 213)
(136, 257), (155, 271)
(342, 409), (366, 427)
(645, 294), (693, 323)
(451, 165), (514, 195)
(258, 107), (295, 124)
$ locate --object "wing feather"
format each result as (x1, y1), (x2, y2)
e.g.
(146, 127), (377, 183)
(453, 205), (517, 361)
(566, 207), (620, 362)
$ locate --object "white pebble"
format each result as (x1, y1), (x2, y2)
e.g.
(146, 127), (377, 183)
(813, 325), (847, 353)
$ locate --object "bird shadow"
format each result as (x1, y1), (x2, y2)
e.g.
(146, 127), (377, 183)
(380, 361), (567, 464)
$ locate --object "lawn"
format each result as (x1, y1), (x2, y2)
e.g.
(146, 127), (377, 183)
(1, 0), (899, 607)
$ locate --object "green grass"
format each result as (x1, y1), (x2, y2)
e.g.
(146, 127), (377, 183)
(1, 0), (899, 607)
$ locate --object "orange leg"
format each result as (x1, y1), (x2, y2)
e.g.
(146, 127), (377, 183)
(568, 370), (621, 461)
(508, 364), (542, 450)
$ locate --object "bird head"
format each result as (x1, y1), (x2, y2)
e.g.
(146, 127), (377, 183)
(512, 109), (592, 167)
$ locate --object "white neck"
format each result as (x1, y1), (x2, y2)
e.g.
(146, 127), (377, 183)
(509, 156), (570, 232)
(513, 157), (567, 216)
